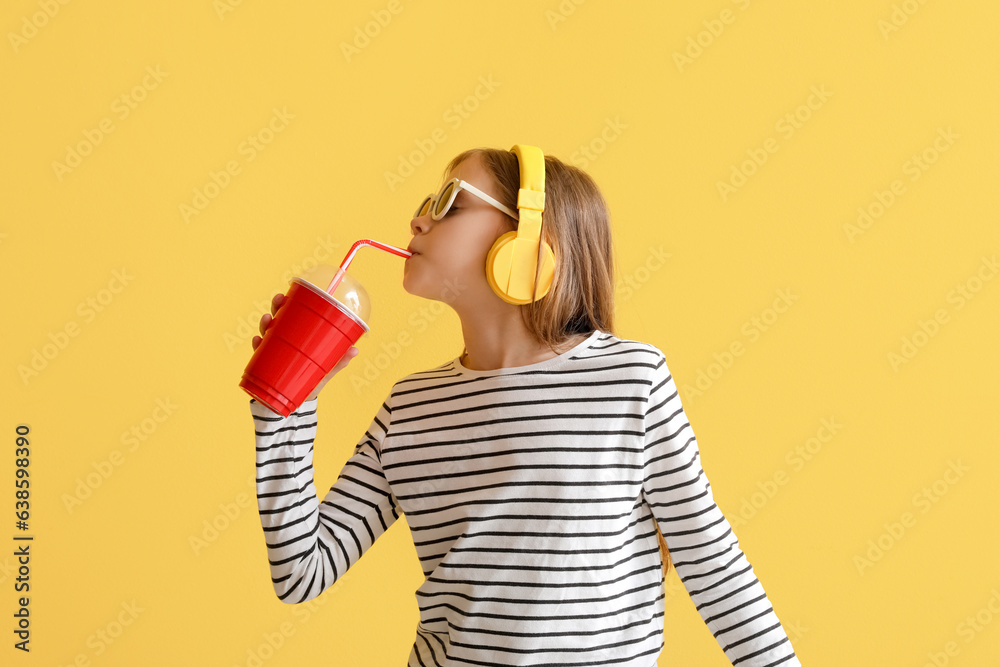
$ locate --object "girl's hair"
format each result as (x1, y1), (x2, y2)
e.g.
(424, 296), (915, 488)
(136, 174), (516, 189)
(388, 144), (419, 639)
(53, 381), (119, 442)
(442, 147), (674, 578)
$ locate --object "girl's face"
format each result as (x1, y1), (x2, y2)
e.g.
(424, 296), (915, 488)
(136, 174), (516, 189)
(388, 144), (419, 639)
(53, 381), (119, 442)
(404, 155), (514, 304)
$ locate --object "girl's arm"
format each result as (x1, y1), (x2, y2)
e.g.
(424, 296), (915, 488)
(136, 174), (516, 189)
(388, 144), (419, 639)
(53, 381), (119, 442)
(250, 394), (399, 604)
(642, 351), (801, 667)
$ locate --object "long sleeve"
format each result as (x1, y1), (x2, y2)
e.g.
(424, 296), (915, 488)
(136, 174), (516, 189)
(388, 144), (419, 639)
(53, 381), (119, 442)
(641, 351), (801, 666)
(250, 393), (400, 604)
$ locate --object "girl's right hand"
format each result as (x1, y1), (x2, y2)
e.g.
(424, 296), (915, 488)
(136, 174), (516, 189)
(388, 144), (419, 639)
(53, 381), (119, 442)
(251, 292), (360, 400)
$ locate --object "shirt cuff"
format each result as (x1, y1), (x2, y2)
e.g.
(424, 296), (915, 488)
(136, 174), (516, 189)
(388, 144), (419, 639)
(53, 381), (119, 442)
(249, 397), (319, 420)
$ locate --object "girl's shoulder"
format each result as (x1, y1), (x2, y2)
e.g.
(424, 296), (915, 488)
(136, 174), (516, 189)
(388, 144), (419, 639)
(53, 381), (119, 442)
(583, 332), (669, 386)
(597, 331), (667, 359)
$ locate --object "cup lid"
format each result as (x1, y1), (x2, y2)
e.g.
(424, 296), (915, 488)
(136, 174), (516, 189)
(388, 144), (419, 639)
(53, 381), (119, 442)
(293, 264), (371, 326)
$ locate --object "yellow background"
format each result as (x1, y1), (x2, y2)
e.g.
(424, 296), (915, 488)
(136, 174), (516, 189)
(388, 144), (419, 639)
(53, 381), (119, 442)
(3, 0), (999, 664)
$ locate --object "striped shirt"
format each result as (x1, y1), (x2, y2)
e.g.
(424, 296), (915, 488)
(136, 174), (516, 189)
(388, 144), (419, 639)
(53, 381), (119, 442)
(251, 329), (800, 666)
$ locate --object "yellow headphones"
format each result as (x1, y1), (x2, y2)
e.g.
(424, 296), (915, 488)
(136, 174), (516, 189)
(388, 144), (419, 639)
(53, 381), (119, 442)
(484, 144), (556, 305)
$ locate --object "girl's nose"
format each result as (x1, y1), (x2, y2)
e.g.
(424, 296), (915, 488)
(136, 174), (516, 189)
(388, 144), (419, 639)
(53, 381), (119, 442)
(410, 213), (431, 235)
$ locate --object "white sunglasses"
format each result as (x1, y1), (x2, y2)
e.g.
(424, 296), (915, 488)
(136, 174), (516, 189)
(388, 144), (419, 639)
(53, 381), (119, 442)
(415, 178), (519, 221)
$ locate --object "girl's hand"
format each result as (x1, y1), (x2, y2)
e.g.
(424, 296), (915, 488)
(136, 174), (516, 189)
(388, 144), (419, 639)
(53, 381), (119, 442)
(304, 344), (360, 401)
(251, 292), (285, 351)
(251, 292), (360, 401)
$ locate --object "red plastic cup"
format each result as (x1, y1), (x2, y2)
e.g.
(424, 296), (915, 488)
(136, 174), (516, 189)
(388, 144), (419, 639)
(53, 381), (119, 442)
(239, 276), (369, 417)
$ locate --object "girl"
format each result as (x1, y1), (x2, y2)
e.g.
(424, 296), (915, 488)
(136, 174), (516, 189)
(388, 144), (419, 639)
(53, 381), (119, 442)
(249, 146), (800, 666)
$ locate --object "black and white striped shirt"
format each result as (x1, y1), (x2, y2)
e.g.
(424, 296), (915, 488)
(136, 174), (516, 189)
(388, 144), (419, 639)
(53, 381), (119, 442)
(251, 329), (800, 666)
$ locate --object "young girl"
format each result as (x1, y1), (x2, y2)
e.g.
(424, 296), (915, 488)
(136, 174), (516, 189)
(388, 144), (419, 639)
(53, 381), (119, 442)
(249, 146), (801, 666)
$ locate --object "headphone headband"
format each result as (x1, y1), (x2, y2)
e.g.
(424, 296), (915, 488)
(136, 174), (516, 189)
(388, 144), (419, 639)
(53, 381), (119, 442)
(508, 145), (545, 250)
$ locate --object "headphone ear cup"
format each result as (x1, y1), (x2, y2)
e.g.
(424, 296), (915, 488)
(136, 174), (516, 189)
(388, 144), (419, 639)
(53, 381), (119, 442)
(486, 232), (556, 305)
(533, 241), (556, 300)
(485, 232), (517, 303)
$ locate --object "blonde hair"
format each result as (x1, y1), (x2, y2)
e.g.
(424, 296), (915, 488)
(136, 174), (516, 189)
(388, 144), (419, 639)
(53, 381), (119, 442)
(442, 147), (673, 578)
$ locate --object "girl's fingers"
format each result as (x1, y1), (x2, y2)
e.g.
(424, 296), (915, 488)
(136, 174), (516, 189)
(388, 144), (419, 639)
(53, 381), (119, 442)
(251, 294), (285, 352)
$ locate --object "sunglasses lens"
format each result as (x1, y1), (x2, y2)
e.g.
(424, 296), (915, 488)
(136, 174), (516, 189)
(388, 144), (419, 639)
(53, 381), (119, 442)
(433, 182), (455, 218)
(417, 197), (431, 217)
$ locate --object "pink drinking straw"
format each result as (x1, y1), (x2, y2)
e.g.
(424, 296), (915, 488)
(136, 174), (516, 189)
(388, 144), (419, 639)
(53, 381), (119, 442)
(325, 239), (413, 295)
